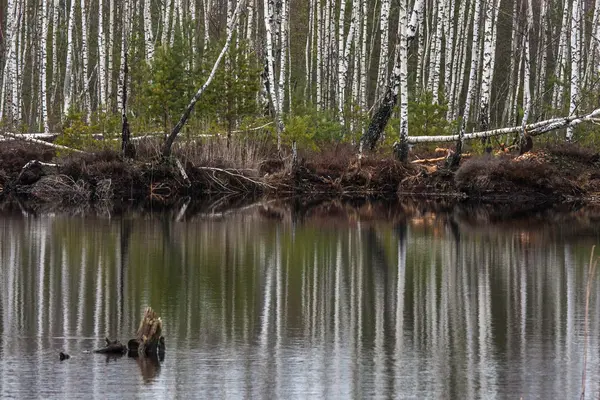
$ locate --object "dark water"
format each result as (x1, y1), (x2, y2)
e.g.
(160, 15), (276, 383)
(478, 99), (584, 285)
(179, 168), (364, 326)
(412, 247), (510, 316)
(1, 201), (600, 399)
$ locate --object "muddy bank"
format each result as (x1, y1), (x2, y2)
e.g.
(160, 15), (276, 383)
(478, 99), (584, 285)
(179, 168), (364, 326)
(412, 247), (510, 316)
(0, 142), (599, 207)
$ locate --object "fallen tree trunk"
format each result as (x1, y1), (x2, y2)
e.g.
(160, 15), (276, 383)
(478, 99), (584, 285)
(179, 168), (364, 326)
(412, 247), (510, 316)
(0, 132), (84, 152)
(405, 108), (600, 144)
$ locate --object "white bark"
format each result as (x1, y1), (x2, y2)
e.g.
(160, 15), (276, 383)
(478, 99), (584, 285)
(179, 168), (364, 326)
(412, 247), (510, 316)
(108, 0), (115, 110)
(81, 0), (91, 121)
(304, 0), (314, 104)
(203, 0), (211, 51)
(144, 0), (154, 60)
(63, 0), (77, 115)
(39, 0), (49, 133)
(567, 0), (582, 141)
(263, 0), (284, 148)
(359, 0), (368, 112)
(316, 0), (323, 109)
(50, 0), (60, 105)
(98, 0), (107, 110)
(398, 0), (408, 148)
(479, 0), (496, 130)
(338, 0), (359, 127)
(552, 0), (570, 111)
(278, 0), (289, 112)
(407, 108), (600, 143)
(0, 0), (17, 122)
(375, 0), (390, 101)
(520, 0), (534, 140)
(458, 0), (482, 144)
(428, 0), (445, 103)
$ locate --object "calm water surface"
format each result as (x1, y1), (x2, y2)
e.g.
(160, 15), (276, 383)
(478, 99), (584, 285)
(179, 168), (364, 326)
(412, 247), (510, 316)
(1, 201), (600, 399)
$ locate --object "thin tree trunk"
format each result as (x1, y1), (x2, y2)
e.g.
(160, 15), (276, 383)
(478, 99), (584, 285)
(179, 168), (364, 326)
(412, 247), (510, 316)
(375, 0), (390, 102)
(63, 0), (77, 116)
(520, 0), (534, 151)
(39, 0), (49, 133)
(567, 0), (582, 141)
(144, 0), (154, 60)
(452, 0), (482, 166)
(98, 0), (107, 111)
(395, 0), (408, 162)
(81, 0), (91, 121)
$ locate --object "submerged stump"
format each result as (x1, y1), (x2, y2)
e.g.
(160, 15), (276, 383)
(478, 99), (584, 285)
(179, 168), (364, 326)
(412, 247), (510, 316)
(129, 307), (165, 357)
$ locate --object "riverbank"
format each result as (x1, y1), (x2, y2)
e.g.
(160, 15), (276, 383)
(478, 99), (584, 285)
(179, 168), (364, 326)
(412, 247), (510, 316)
(0, 140), (599, 207)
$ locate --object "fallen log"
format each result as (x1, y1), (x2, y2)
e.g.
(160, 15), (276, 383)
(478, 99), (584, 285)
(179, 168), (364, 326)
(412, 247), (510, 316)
(405, 108), (600, 144)
(93, 338), (127, 354)
(0, 132), (85, 152)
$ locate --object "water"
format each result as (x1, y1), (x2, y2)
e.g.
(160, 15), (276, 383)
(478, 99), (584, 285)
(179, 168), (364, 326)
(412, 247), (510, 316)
(1, 201), (600, 399)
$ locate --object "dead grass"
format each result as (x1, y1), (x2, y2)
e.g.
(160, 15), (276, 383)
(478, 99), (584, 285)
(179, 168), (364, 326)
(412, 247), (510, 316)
(455, 155), (581, 198)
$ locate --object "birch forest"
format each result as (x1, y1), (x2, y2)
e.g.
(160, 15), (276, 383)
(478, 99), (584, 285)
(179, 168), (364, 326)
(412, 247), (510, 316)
(1, 0), (600, 152)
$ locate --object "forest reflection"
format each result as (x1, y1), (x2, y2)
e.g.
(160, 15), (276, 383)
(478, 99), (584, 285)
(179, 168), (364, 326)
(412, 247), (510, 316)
(0, 199), (599, 398)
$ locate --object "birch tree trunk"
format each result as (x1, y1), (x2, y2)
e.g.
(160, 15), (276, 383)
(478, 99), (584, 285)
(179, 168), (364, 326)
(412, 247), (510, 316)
(98, 0), (106, 111)
(81, 0), (91, 121)
(144, 0), (154, 61)
(0, 0), (17, 123)
(567, 0), (582, 141)
(520, 0), (534, 151)
(552, 0), (570, 112)
(375, 0), (390, 102)
(63, 0), (77, 116)
(338, 0), (359, 128)
(395, 0), (409, 162)
(50, 0), (60, 106)
(278, 0), (289, 112)
(479, 0), (496, 133)
(108, 0), (115, 111)
(452, 0), (482, 167)
(39, 0), (49, 133)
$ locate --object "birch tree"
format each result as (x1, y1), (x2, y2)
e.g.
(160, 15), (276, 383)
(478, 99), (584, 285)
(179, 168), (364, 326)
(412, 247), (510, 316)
(520, 0), (534, 150)
(567, 0), (583, 141)
(63, 0), (77, 116)
(144, 0), (154, 61)
(98, 0), (107, 111)
(81, 0), (91, 121)
(39, 0), (49, 132)
(395, 0), (409, 161)
(452, 0), (482, 166)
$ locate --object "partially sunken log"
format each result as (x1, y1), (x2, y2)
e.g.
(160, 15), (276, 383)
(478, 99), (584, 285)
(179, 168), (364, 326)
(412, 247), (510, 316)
(134, 307), (164, 356)
(94, 337), (127, 354)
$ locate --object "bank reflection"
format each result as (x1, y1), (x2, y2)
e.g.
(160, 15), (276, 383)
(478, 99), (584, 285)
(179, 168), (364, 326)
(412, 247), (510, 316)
(0, 202), (599, 398)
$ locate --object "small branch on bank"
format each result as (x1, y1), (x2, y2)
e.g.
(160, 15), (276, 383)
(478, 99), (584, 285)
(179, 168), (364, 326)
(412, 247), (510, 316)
(196, 166), (276, 190)
(0, 132), (85, 153)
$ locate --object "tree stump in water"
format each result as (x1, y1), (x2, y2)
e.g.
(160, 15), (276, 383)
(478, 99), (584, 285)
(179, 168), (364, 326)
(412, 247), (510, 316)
(129, 307), (164, 356)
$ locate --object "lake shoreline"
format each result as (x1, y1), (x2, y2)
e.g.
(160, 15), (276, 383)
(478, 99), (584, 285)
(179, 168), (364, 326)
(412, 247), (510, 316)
(0, 142), (599, 208)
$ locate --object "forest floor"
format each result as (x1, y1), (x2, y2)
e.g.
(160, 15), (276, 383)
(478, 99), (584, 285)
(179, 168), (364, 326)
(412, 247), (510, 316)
(0, 140), (599, 210)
